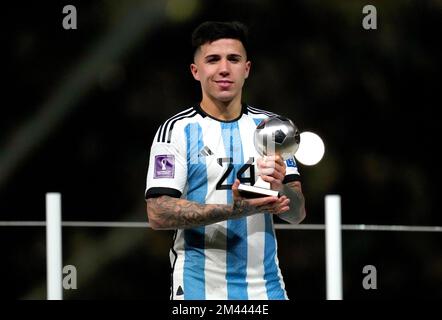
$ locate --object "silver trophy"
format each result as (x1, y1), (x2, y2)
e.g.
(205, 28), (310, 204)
(238, 115), (300, 198)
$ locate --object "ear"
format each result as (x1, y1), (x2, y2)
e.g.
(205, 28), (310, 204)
(244, 61), (251, 79)
(190, 63), (200, 81)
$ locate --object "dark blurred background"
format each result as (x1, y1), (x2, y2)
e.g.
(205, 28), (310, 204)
(2, 0), (441, 299)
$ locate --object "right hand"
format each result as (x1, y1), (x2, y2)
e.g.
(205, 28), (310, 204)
(231, 179), (290, 215)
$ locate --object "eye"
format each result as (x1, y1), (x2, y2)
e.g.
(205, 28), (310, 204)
(206, 56), (219, 63)
(228, 55), (242, 63)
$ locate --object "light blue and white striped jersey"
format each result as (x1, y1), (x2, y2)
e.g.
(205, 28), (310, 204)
(145, 104), (300, 300)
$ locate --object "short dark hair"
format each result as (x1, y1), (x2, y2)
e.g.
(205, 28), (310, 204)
(191, 21), (249, 57)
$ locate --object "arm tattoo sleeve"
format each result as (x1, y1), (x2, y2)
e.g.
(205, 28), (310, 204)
(279, 181), (306, 224)
(147, 196), (258, 230)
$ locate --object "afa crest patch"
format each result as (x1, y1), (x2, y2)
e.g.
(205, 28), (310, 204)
(286, 158), (296, 168)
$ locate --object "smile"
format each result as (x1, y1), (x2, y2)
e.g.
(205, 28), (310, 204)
(215, 80), (233, 84)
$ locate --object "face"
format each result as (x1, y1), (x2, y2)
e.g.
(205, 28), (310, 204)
(190, 38), (251, 103)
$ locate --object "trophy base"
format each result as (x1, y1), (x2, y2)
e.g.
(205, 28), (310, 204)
(237, 184), (280, 198)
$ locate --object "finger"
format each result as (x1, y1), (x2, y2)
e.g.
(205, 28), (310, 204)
(268, 155), (285, 169)
(232, 179), (241, 198)
(267, 204), (289, 214)
(261, 174), (284, 186)
(273, 160), (286, 173)
(265, 155), (276, 162)
(260, 175), (275, 184)
(261, 159), (276, 170)
(259, 195), (288, 210)
(259, 167), (275, 176)
(273, 199), (290, 213)
(274, 155), (285, 166)
(260, 159), (285, 177)
(281, 199), (290, 207)
(271, 160), (286, 177)
(258, 168), (284, 181)
(270, 169), (285, 181)
(248, 196), (278, 207)
(275, 198), (290, 211)
(265, 155), (285, 166)
(277, 206), (290, 214)
(276, 196), (289, 205)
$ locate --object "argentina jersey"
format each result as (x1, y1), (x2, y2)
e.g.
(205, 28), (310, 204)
(145, 104), (301, 300)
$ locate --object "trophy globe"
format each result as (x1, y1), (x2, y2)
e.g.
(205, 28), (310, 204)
(254, 115), (300, 160)
(238, 115), (301, 198)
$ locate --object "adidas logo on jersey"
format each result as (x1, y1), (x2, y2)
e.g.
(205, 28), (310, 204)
(198, 146), (214, 157)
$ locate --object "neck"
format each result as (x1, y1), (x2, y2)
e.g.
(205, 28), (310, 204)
(200, 94), (242, 121)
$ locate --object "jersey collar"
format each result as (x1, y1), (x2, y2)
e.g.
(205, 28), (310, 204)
(194, 103), (248, 123)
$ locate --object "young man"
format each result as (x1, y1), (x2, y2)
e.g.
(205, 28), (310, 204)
(145, 21), (306, 300)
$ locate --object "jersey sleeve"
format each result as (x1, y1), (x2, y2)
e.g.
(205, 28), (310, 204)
(145, 126), (187, 199)
(283, 156), (301, 184)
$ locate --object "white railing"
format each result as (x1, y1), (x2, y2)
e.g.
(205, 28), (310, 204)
(1, 193), (441, 300)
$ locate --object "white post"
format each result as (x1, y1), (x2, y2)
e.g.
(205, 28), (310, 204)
(46, 193), (63, 300)
(325, 195), (343, 300)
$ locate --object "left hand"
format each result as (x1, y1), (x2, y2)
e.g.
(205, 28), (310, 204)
(257, 155), (286, 191)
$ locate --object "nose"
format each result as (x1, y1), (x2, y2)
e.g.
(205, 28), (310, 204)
(218, 58), (230, 77)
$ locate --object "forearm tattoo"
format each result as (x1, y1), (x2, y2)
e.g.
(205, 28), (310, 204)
(232, 199), (259, 217)
(280, 181), (306, 223)
(284, 182), (304, 207)
(147, 196), (258, 229)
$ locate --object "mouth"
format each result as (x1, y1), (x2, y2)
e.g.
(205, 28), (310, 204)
(215, 80), (234, 84)
(214, 80), (234, 89)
